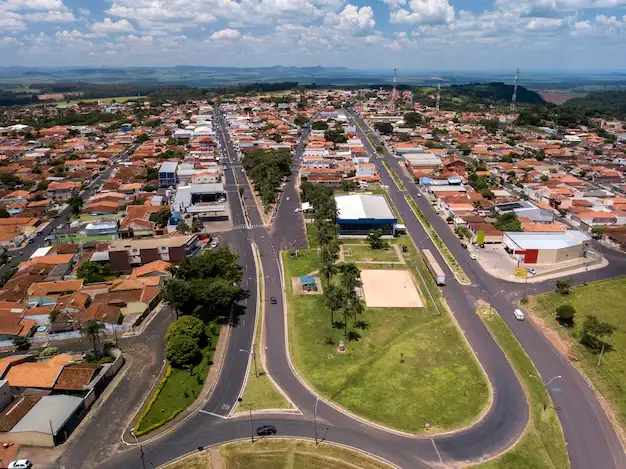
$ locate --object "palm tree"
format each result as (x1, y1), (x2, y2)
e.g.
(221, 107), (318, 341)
(337, 262), (361, 294)
(324, 284), (344, 326)
(81, 319), (105, 357)
(472, 200), (484, 211)
(319, 260), (337, 284)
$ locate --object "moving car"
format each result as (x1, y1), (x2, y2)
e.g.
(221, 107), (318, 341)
(270, 297), (277, 305)
(256, 425), (277, 436)
(513, 309), (525, 321)
(8, 460), (32, 469)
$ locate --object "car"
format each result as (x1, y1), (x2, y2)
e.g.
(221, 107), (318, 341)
(469, 252), (478, 260)
(513, 309), (525, 321)
(527, 268), (537, 275)
(256, 425), (277, 436)
(270, 297), (277, 305)
(210, 241), (218, 249)
(8, 460), (32, 469)
(461, 243), (468, 249)
(294, 208), (301, 213)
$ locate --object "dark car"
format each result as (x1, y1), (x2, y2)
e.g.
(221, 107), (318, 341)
(461, 243), (468, 249)
(256, 425), (277, 436)
(270, 297), (277, 305)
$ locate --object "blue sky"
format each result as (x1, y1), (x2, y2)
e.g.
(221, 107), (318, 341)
(0, 0), (625, 70)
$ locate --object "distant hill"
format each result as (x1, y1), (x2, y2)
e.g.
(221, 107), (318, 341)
(561, 90), (626, 119)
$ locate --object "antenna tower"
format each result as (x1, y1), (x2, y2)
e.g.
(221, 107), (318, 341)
(435, 78), (441, 113)
(510, 68), (520, 114)
(392, 68), (397, 99)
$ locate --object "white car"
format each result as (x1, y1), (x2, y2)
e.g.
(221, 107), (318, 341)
(294, 208), (302, 213)
(8, 460), (32, 469)
(469, 252), (477, 260)
(210, 241), (218, 249)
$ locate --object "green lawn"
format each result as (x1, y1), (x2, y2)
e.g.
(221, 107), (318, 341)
(52, 95), (145, 105)
(79, 212), (124, 222)
(135, 323), (221, 434)
(55, 234), (117, 244)
(283, 241), (489, 433)
(221, 440), (392, 469)
(306, 223), (318, 248)
(472, 306), (569, 469)
(343, 244), (400, 263)
(529, 277), (626, 431)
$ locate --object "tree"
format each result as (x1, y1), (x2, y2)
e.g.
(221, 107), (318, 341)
(324, 284), (344, 326)
(341, 179), (357, 191)
(311, 120), (329, 131)
(191, 218), (203, 233)
(165, 315), (206, 342)
(480, 188), (495, 200)
(403, 112), (423, 127)
(580, 315), (617, 354)
(136, 133), (151, 144)
(0, 208), (9, 219)
(177, 221), (190, 234)
(367, 229), (388, 250)
(374, 122), (393, 135)
(163, 278), (195, 317)
(591, 225), (606, 239)
(294, 115), (309, 127)
(165, 333), (201, 368)
(146, 166), (159, 181)
(494, 212), (522, 231)
(81, 319), (105, 357)
(36, 181), (49, 191)
(472, 200), (484, 210)
(68, 196), (83, 215)
(540, 174), (549, 182)
(480, 119), (500, 134)
(13, 336), (30, 351)
(77, 261), (105, 283)
(555, 279), (572, 295)
(150, 206), (171, 228)
(555, 304), (576, 327)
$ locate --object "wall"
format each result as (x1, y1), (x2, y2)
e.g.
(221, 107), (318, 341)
(3, 431), (54, 447)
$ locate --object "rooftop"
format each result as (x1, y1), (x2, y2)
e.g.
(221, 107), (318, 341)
(10, 395), (84, 435)
(335, 194), (396, 221)
(504, 230), (591, 250)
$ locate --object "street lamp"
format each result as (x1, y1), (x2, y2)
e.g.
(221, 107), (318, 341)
(130, 428), (146, 469)
(530, 374), (562, 411)
(240, 348), (258, 378)
(489, 289), (504, 317)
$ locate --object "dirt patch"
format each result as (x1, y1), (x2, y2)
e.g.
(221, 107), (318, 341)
(360, 269), (423, 308)
(526, 309), (576, 360)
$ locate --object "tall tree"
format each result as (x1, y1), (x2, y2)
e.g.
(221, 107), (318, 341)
(324, 284), (344, 326)
(68, 196), (83, 215)
(81, 319), (105, 357)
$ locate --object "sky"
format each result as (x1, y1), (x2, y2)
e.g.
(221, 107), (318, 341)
(0, 0), (625, 70)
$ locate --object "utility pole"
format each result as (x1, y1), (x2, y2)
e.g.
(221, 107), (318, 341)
(249, 403), (254, 442)
(130, 428), (146, 469)
(241, 348), (258, 378)
(314, 397), (320, 444)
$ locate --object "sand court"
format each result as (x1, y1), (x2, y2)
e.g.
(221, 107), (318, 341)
(360, 269), (424, 308)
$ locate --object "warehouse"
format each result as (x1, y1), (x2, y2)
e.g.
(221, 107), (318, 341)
(503, 230), (591, 264)
(335, 194), (397, 236)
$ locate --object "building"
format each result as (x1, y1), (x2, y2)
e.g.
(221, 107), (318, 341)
(492, 200), (554, 223)
(171, 184), (228, 221)
(107, 235), (200, 272)
(335, 194), (397, 236)
(159, 161), (178, 188)
(503, 230), (591, 265)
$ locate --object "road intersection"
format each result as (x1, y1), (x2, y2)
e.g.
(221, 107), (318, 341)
(97, 109), (625, 469)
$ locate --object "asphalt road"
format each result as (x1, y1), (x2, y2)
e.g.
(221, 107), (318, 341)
(348, 110), (626, 469)
(96, 109), (625, 469)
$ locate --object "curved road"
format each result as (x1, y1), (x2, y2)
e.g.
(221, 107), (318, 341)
(99, 108), (625, 469)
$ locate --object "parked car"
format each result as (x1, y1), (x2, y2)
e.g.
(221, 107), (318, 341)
(469, 252), (477, 260)
(210, 241), (218, 249)
(461, 243), (468, 249)
(256, 425), (277, 436)
(8, 460), (32, 469)
(294, 208), (301, 213)
(527, 268), (537, 275)
(270, 297), (277, 305)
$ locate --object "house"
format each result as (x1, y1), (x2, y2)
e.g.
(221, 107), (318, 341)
(107, 234), (200, 272)
(83, 201), (120, 215)
(0, 310), (35, 341)
(129, 260), (172, 278)
(46, 181), (79, 200)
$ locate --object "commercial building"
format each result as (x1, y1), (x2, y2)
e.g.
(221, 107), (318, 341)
(503, 230), (591, 265)
(335, 194), (397, 236)
(158, 161), (178, 188)
(492, 200), (554, 223)
(171, 183), (228, 221)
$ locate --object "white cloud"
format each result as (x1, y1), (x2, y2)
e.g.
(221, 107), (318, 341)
(0, 12), (26, 30)
(390, 0), (455, 25)
(92, 17), (134, 33)
(0, 0), (66, 11)
(496, 0), (626, 18)
(77, 8), (91, 16)
(22, 10), (75, 22)
(210, 28), (241, 40)
(384, 0), (407, 7)
(339, 4), (375, 30)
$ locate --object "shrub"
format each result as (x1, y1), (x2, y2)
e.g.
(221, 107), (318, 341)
(165, 316), (206, 342)
(39, 346), (59, 357)
(555, 304), (576, 327)
(165, 334), (201, 368)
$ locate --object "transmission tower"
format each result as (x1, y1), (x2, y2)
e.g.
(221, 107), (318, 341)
(435, 78), (441, 113)
(392, 68), (397, 99)
(510, 68), (520, 114)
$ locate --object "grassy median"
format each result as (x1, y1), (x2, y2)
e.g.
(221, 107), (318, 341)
(165, 440), (392, 469)
(472, 306), (569, 469)
(529, 276), (626, 431)
(283, 240), (489, 433)
(382, 161), (407, 191)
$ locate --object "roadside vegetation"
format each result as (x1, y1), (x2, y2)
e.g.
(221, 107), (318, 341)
(135, 248), (244, 435)
(382, 161), (406, 191)
(286, 183), (488, 432)
(405, 195), (471, 285)
(165, 440), (393, 469)
(242, 148), (292, 211)
(529, 277), (626, 430)
(473, 306), (569, 469)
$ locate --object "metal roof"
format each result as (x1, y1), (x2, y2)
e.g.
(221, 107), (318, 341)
(335, 194), (396, 221)
(10, 395), (83, 435)
(504, 231), (590, 250)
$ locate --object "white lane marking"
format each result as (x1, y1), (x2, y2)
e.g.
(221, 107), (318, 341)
(199, 409), (227, 419)
(431, 439), (444, 465)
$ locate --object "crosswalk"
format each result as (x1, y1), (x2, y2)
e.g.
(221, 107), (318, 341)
(233, 224), (267, 230)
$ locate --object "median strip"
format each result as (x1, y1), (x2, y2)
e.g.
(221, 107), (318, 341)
(472, 306), (569, 469)
(405, 195), (471, 285)
(382, 161), (407, 192)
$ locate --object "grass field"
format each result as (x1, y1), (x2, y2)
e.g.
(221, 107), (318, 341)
(529, 277), (626, 430)
(136, 323), (221, 434)
(472, 306), (569, 469)
(343, 244), (400, 263)
(164, 440), (392, 469)
(78, 212), (124, 222)
(52, 95), (145, 105)
(55, 233), (117, 244)
(238, 245), (292, 411)
(306, 222), (318, 248)
(283, 237), (489, 433)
